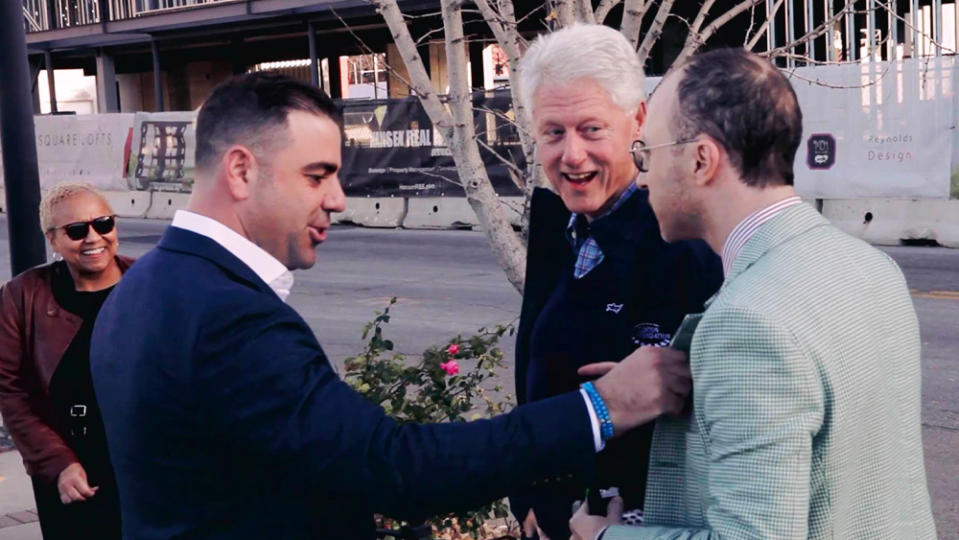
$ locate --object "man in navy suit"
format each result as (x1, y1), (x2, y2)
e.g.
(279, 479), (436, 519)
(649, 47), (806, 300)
(90, 73), (693, 539)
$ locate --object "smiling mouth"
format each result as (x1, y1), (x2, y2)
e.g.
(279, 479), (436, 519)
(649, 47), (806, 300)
(562, 171), (598, 185)
(308, 226), (327, 245)
(81, 247), (106, 256)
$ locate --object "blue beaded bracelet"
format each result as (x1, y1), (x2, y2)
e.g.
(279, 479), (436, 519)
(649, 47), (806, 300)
(581, 381), (614, 441)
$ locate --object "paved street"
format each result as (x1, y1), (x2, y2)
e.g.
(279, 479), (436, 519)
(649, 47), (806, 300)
(0, 215), (957, 537)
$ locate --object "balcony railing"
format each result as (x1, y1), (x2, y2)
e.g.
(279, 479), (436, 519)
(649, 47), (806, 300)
(23, 0), (237, 32)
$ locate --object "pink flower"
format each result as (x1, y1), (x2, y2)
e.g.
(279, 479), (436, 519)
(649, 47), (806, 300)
(440, 360), (460, 376)
(447, 344), (460, 356)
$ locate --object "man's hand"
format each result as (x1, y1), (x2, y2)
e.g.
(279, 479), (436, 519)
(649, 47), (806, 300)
(584, 346), (691, 435)
(523, 509), (551, 539)
(569, 496), (623, 540)
(57, 462), (98, 504)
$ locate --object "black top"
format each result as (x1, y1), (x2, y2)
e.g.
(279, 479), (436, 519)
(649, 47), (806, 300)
(48, 262), (115, 482)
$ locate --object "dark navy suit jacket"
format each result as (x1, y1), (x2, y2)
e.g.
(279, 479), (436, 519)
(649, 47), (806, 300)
(91, 226), (595, 539)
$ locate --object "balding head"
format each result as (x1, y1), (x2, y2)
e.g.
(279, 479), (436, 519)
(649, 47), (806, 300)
(670, 48), (802, 187)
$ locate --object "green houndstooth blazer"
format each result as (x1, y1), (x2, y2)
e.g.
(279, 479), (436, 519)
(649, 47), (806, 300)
(603, 203), (936, 539)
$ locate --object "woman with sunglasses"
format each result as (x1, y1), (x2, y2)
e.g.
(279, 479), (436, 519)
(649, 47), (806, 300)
(0, 182), (132, 539)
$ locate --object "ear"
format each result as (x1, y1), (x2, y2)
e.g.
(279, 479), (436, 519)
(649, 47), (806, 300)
(45, 230), (58, 251)
(691, 136), (722, 187)
(220, 145), (259, 201)
(632, 101), (647, 137)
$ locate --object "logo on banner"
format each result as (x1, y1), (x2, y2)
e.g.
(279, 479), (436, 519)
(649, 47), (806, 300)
(807, 133), (836, 170)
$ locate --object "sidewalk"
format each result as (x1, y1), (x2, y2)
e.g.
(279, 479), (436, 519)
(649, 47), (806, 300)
(0, 450), (40, 540)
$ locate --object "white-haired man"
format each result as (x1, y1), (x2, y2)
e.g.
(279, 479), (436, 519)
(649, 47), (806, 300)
(511, 24), (723, 539)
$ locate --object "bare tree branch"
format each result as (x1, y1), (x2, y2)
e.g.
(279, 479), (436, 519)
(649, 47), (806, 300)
(873, 0), (956, 55)
(620, 0), (647, 49)
(440, 0), (527, 292)
(674, 0), (763, 68)
(745, 0), (785, 51)
(594, 0), (622, 24)
(473, 0), (541, 196)
(549, 0), (576, 27)
(576, 0), (596, 23)
(762, 0), (852, 59)
(743, 0), (760, 47)
(371, 0), (452, 129)
(330, 7), (421, 97)
(474, 136), (526, 183)
(637, 0), (675, 65)
(780, 61), (893, 89)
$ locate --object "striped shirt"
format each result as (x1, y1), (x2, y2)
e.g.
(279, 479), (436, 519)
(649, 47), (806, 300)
(721, 196), (803, 275)
(566, 182), (639, 279)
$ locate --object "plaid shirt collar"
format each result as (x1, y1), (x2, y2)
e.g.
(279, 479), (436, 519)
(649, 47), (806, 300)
(565, 182), (639, 279)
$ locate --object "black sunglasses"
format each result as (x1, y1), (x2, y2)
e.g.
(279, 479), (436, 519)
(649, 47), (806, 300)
(53, 215), (117, 241)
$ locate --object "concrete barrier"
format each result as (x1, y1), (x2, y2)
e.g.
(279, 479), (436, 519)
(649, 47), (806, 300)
(403, 197), (477, 229)
(822, 198), (959, 248)
(403, 196), (526, 230)
(146, 192), (191, 220)
(334, 197), (406, 228)
(103, 190), (152, 219)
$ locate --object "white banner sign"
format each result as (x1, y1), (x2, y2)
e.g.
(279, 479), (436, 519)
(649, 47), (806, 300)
(790, 57), (953, 199)
(0, 113), (135, 191)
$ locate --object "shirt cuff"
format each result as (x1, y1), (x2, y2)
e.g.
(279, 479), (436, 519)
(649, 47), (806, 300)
(580, 388), (605, 452)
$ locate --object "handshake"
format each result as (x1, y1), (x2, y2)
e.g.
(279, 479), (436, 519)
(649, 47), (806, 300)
(581, 346), (691, 437)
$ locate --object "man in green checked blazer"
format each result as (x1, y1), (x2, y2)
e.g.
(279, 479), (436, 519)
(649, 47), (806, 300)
(571, 48), (936, 539)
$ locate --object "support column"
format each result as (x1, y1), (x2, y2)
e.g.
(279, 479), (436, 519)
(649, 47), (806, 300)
(326, 54), (342, 99)
(0, 0), (47, 275)
(44, 50), (58, 113)
(151, 39), (164, 111)
(308, 22), (319, 87)
(230, 37), (246, 75)
(96, 49), (119, 112)
(469, 40), (484, 90)
(29, 56), (43, 113)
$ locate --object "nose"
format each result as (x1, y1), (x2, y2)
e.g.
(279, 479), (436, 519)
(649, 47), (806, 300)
(324, 176), (347, 213)
(84, 224), (103, 242)
(561, 134), (587, 167)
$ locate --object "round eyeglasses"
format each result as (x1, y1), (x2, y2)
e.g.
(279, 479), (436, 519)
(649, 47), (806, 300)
(630, 138), (698, 173)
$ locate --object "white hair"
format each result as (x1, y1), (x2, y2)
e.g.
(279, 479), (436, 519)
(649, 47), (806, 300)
(518, 23), (647, 120)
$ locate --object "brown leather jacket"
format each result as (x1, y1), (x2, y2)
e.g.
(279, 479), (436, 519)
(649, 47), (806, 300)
(0, 255), (134, 485)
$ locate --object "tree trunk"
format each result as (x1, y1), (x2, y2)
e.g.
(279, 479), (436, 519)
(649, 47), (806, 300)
(441, 0), (527, 293)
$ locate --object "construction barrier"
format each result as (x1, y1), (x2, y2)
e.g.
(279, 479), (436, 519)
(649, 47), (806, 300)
(403, 198), (478, 229)
(333, 198), (407, 228)
(145, 192), (192, 220)
(102, 190), (152, 218)
(401, 196), (525, 230)
(822, 198), (959, 248)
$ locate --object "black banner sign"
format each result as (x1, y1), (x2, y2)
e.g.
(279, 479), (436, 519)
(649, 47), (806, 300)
(340, 92), (525, 197)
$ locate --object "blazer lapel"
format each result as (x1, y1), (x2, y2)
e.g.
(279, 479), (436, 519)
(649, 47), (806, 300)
(156, 226), (277, 297)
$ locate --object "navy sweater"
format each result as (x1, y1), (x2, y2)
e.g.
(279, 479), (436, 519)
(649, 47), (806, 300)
(512, 187), (723, 537)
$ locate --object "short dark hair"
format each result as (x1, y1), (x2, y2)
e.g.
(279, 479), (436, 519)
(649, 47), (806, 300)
(195, 72), (341, 173)
(673, 48), (802, 187)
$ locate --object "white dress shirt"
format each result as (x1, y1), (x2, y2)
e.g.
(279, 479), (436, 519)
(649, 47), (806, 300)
(721, 196), (803, 275)
(170, 210), (295, 302)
